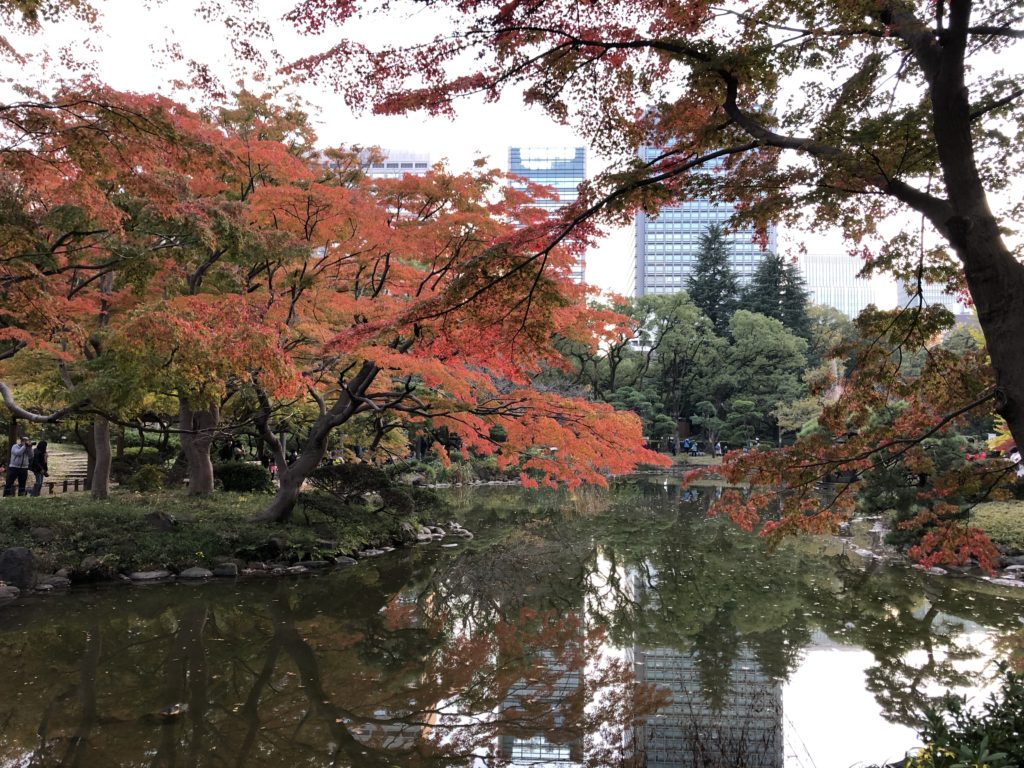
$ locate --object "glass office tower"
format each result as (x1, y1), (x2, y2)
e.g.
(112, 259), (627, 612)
(634, 148), (776, 296)
(508, 147), (587, 283)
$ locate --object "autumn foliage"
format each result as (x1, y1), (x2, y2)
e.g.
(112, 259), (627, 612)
(0, 83), (666, 514)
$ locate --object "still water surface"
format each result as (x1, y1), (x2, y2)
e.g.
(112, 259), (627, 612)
(2, 477), (1023, 768)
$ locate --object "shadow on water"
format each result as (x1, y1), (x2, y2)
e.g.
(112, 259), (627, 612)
(2, 476), (1023, 767)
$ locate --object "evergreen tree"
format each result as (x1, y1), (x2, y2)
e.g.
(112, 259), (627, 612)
(686, 225), (739, 334)
(741, 252), (811, 339)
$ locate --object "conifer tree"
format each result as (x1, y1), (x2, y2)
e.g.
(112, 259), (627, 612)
(741, 253), (812, 339)
(685, 225), (739, 334)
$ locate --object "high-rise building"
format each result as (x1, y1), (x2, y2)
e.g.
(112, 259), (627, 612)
(799, 253), (877, 318)
(634, 149), (776, 297)
(508, 147), (587, 283)
(318, 149), (432, 179)
(896, 280), (969, 316)
(360, 149), (431, 179)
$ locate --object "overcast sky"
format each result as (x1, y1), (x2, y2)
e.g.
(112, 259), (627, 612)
(17, 1), (889, 302)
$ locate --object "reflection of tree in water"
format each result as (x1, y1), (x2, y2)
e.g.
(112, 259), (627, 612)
(4, 481), (1024, 767)
(0, 561), (660, 767)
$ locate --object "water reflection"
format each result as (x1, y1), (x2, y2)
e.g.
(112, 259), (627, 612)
(1, 478), (1022, 768)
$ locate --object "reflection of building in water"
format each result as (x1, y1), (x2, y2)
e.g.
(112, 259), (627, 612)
(634, 645), (783, 768)
(628, 565), (783, 768)
(496, 650), (584, 765)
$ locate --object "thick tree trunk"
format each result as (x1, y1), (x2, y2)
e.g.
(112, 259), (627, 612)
(252, 418), (333, 522)
(923, 29), (1024, 453)
(180, 397), (218, 496)
(91, 416), (111, 500)
(253, 361), (380, 522)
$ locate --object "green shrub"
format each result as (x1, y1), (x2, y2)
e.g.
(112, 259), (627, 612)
(971, 500), (1024, 552)
(110, 447), (173, 482)
(127, 464), (165, 492)
(308, 463), (390, 502)
(214, 461), (273, 493)
(901, 666), (1024, 768)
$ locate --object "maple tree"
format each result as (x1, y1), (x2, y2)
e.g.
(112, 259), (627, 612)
(238, 159), (668, 521)
(282, 0), (1024, 562)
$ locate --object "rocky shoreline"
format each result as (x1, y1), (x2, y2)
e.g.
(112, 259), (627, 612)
(838, 517), (1024, 588)
(0, 520), (474, 605)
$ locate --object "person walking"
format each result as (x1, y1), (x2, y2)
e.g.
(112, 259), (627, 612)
(4, 436), (32, 497)
(29, 440), (49, 497)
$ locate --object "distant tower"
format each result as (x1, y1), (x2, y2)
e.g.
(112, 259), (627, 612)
(799, 253), (877, 318)
(634, 148), (776, 296)
(508, 147), (588, 284)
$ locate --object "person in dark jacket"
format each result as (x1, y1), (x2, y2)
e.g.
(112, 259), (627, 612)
(29, 440), (49, 497)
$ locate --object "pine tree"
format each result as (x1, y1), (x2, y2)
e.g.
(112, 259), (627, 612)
(686, 225), (739, 334)
(741, 252), (811, 339)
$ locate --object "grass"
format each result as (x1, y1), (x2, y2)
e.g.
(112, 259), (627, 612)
(0, 489), (413, 574)
(971, 500), (1024, 552)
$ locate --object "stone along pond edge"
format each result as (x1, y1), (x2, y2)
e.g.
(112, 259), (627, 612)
(0, 488), (476, 604)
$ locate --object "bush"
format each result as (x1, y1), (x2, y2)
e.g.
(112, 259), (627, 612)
(110, 447), (173, 482)
(127, 464), (165, 492)
(308, 463), (390, 502)
(901, 666), (1024, 768)
(214, 461), (273, 493)
(971, 500), (1024, 552)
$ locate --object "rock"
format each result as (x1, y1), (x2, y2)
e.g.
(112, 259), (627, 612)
(359, 548), (385, 558)
(246, 562), (270, 571)
(926, 567), (948, 576)
(285, 565), (307, 575)
(1001, 554), (1024, 567)
(0, 583), (20, 602)
(0, 547), (36, 591)
(418, 526), (432, 537)
(837, 522), (852, 537)
(178, 567), (213, 580)
(35, 583), (54, 592)
(129, 570), (173, 582)
(80, 555), (102, 573)
(144, 511), (177, 532)
(159, 703), (189, 718)
(212, 563), (239, 578)
(30, 526), (55, 543)
(334, 556), (357, 566)
(429, 526), (445, 535)
(430, 533), (446, 540)
(452, 529), (474, 539)
(55, 567), (71, 579)
(35, 575), (71, 590)
(302, 560), (332, 570)
(397, 522), (419, 545)
(987, 577), (1024, 589)
(416, 533), (433, 543)
(396, 473), (427, 486)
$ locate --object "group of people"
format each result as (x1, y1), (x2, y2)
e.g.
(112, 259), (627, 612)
(3, 437), (49, 497)
(678, 438), (726, 457)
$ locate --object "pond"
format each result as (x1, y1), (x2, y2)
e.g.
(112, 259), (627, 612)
(2, 477), (1022, 768)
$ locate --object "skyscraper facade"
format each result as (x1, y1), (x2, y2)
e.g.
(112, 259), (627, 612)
(799, 253), (877, 318)
(634, 149), (776, 296)
(896, 280), (969, 316)
(360, 149), (431, 179)
(508, 146), (587, 283)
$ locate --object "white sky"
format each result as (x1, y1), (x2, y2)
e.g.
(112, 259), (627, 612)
(16, 1), (897, 303)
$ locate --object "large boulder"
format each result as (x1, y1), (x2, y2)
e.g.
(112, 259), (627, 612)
(0, 547), (36, 591)
(396, 522), (418, 545)
(178, 567), (213, 580)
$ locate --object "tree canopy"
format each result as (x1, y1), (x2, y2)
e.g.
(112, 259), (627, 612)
(278, 0), (1024, 563)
